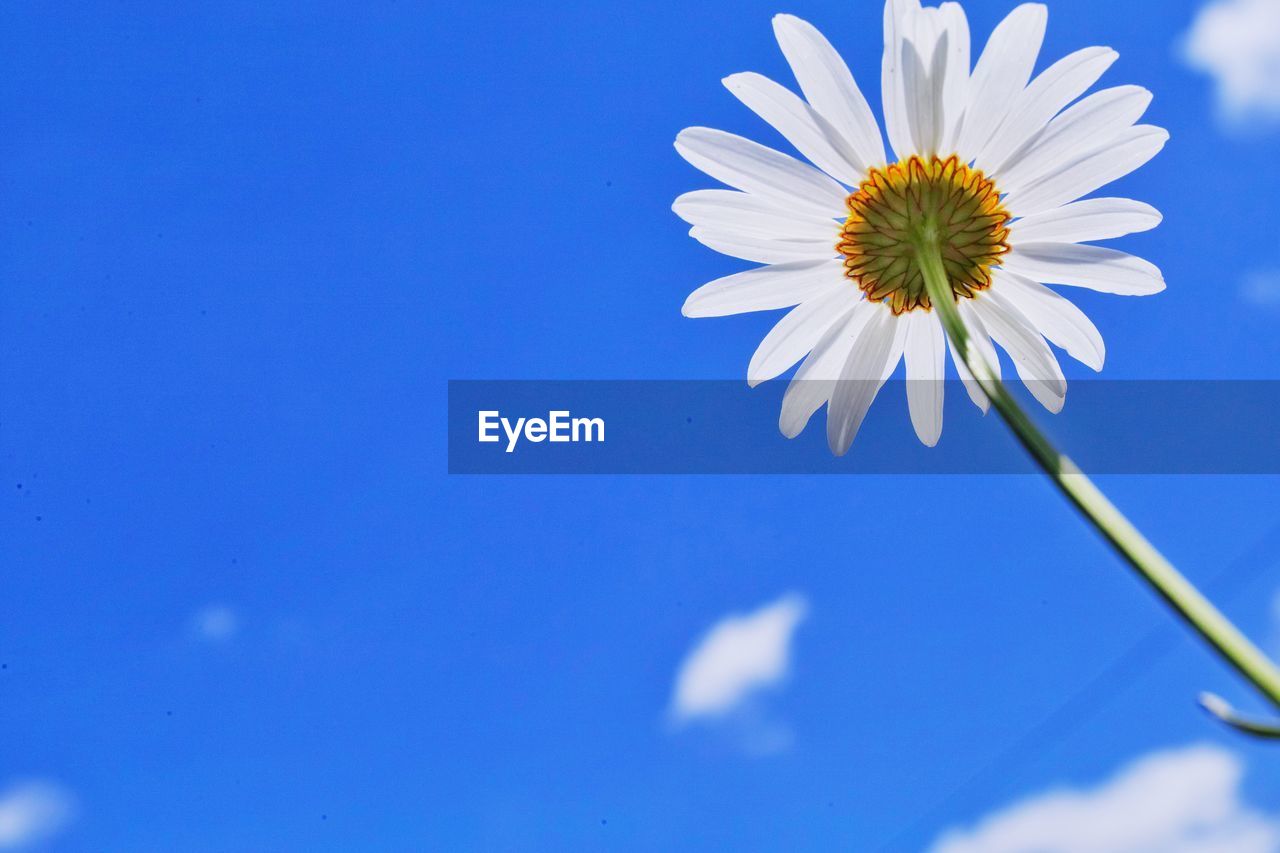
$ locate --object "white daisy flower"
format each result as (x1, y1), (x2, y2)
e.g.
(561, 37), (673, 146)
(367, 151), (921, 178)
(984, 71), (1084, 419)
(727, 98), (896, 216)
(675, 0), (1167, 455)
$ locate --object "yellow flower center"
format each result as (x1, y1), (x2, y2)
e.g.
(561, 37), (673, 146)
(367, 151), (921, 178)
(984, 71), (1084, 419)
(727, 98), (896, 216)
(837, 155), (1011, 314)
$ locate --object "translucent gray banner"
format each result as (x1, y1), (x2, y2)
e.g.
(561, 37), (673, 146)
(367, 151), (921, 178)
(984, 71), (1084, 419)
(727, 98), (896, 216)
(448, 381), (1280, 474)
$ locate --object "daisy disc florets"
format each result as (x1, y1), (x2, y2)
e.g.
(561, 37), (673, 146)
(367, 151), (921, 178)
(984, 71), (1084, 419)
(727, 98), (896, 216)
(838, 155), (1011, 314)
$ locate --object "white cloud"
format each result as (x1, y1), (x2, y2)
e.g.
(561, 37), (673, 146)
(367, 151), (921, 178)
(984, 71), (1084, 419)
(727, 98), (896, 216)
(1240, 270), (1280, 308)
(1182, 0), (1280, 126)
(670, 593), (807, 722)
(189, 604), (239, 643)
(930, 744), (1280, 853)
(0, 781), (75, 850)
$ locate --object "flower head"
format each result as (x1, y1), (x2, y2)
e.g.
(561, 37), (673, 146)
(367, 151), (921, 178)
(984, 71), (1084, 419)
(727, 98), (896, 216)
(675, 1), (1166, 454)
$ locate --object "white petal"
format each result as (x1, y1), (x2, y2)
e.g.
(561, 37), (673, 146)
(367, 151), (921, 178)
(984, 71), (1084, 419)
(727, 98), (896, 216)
(1004, 124), (1168, 218)
(948, 301), (1001, 412)
(974, 292), (1066, 413)
(994, 270), (1105, 369)
(779, 300), (876, 438)
(979, 46), (1118, 173)
(904, 312), (946, 446)
(902, 5), (947, 79)
(880, 314), (909, 382)
(722, 73), (866, 185)
(675, 127), (849, 218)
(749, 286), (857, 386)
(772, 15), (886, 170)
(948, 335), (986, 413)
(682, 259), (846, 318)
(936, 3), (971, 153)
(690, 227), (836, 265)
(972, 292), (1064, 412)
(996, 85), (1152, 195)
(1002, 242), (1165, 295)
(959, 300), (1002, 381)
(949, 301), (1000, 412)
(887, 2), (958, 158)
(828, 308), (900, 455)
(902, 34), (949, 157)
(673, 190), (841, 240)
(1014, 353), (1066, 413)
(1009, 197), (1162, 244)
(955, 3), (1048, 163)
(882, 0), (920, 160)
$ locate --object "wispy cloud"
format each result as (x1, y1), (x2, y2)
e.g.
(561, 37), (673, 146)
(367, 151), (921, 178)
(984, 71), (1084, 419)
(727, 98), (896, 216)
(1182, 0), (1280, 128)
(669, 593), (807, 724)
(1239, 269), (1280, 308)
(189, 604), (239, 643)
(929, 744), (1279, 853)
(0, 781), (75, 850)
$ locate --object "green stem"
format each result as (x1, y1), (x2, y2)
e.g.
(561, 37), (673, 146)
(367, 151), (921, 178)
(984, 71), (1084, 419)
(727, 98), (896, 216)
(913, 236), (1280, 735)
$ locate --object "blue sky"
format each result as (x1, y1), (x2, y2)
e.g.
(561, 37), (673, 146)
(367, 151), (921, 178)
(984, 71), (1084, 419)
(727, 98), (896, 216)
(4, 0), (1280, 849)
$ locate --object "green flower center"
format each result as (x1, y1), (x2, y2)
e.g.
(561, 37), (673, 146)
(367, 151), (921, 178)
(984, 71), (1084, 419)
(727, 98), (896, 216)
(837, 155), (1011, 314)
